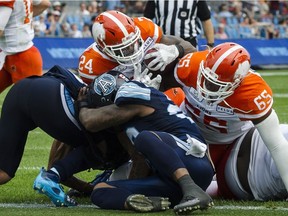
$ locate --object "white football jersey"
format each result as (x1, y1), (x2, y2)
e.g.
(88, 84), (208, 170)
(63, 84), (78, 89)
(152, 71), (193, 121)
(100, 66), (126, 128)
(0, 0), (41, 53)
(175, 51), (273, 145)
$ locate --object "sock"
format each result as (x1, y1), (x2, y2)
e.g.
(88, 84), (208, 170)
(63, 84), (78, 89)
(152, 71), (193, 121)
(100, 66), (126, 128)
(177, 174), (196, 197)
(178, 175), (210, 201)
(46, 167), (60, 182)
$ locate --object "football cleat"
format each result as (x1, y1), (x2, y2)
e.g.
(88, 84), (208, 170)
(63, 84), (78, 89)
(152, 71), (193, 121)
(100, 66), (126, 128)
(173, 187), (214, 214)
(173, 196), (214, 215)
(126, 194), (170, 212)
(33, 167), (77, 207)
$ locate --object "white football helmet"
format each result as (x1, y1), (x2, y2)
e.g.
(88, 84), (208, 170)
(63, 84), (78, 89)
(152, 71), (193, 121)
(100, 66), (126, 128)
(197, 42), (251, 104)
(92, 10), (144, 66)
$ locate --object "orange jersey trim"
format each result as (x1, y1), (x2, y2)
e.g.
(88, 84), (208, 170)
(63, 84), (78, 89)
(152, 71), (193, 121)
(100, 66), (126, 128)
(0, 0), (15, 8)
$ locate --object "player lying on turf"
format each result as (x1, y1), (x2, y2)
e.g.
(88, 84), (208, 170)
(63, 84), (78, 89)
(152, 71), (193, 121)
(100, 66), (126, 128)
(148, 42), (288, 201)
(74, 70), (214, 214)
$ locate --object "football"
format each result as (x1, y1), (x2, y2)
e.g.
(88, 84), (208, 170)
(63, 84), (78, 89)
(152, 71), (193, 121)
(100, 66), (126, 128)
(143, 48), (158, 68)
(143, 47), (179, 77)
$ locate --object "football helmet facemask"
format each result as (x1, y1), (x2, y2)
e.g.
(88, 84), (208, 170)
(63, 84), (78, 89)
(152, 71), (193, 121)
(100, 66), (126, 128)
(197, 42), (251, 104)
(92, 10), (144, 66)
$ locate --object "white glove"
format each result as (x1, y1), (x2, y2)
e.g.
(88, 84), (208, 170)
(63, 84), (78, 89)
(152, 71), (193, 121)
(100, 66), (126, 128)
(185, 134), (207, 158)
(144, 43), (179, 72)
(133, 66), (162, 90)
(133, 63), (143, 80)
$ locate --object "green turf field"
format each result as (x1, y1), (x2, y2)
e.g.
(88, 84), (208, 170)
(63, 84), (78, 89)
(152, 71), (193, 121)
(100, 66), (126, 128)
(0, 69), (288, 215)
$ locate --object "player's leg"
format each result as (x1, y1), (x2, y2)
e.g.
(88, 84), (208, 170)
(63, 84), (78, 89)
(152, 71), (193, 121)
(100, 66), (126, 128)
(14, 76), (88, 206)
(0, 67), (12, 93)
(7, 46), (43, 84)
(246, 125), (288, 200)
(47, 140), (73, 169)
(33, 144), (95, 207)
(134, 131), (214, 214)
(0, 78), (38, 184)
(91, 175), (172, 212)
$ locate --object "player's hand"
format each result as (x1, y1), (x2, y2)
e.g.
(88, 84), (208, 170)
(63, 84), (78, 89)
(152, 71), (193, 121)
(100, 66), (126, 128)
(134, 67), (162, 90)
(77, 87), (88, 101)
(144, 44), (179, 72)
(185, 134), (207, 158)
(133, 63), (144, 81)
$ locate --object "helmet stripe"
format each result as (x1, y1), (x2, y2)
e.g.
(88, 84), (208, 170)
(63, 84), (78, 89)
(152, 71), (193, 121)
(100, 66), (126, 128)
(102, 12), (129, 37)
(211, 45), (242, 72)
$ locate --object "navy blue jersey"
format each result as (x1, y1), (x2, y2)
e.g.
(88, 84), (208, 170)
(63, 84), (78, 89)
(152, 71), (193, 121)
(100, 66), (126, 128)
(115, 81), (205, 143)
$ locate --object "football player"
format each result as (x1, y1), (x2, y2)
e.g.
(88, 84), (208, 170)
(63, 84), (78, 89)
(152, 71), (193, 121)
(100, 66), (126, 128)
(47, 9), (195, 192)
(0, 0), (50, 93)
(151, 42), (288, 201)
(0, 65), (130, 207)
(78, 10), (194, 84)
(75, 71), (214, 214)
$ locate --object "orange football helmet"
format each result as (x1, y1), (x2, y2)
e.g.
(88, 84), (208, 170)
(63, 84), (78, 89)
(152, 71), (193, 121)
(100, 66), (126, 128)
(92, 10), (144, 66)
(197, 42), (251, 103)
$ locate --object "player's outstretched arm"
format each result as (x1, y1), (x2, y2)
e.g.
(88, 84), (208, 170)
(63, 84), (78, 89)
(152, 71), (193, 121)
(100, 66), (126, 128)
(254, 109), (288, 192)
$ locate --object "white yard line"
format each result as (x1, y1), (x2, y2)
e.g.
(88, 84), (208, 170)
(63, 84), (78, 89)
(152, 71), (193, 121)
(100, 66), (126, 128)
(0, 203), (288, 211)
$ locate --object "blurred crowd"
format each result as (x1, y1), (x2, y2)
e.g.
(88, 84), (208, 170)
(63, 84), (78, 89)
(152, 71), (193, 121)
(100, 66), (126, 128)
(33, 0), (288, 39)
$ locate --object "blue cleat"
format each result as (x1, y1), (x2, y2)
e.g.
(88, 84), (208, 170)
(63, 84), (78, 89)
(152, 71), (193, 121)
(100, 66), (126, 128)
(33, 167), (77, 207)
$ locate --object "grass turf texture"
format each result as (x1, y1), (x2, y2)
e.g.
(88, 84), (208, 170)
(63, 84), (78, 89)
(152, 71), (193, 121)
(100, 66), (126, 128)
(1, 69), (288, 215)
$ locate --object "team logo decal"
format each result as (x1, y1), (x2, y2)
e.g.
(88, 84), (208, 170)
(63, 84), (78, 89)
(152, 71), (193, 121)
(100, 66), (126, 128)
(93, 74), (116, 96)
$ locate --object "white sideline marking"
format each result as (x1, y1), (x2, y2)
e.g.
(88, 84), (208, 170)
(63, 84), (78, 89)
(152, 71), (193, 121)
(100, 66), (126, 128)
(274, 93), (288, 98)
(260, 71), (288, 76)
(18, 166), (43, 170)
(0, 203), (288, 211)
(0, 203), (95, 208)
(216, 206), (288, 211)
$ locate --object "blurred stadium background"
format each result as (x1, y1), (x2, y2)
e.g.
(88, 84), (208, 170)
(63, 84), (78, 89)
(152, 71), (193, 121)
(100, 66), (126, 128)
(33, 0), (288, 70)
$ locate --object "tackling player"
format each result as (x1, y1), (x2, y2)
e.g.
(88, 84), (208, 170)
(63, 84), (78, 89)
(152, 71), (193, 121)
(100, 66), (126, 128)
(75, 71), (214, 214)
(0, 65), (130, 206)
(151, 42), (288, 201)
(48, 9), (195, 192)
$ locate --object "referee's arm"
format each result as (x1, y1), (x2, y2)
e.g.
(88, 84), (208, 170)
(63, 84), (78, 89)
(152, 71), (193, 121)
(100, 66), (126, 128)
(197, 1), (215, 48)
(143, 0), (155, 19)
